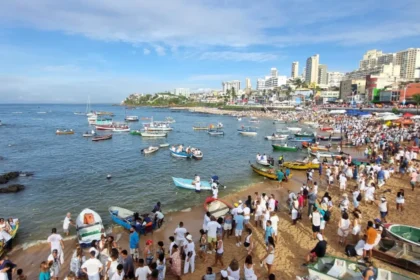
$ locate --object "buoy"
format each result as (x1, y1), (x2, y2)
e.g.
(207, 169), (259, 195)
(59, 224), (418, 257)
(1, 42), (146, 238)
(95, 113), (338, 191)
(107, 174), (112, 180)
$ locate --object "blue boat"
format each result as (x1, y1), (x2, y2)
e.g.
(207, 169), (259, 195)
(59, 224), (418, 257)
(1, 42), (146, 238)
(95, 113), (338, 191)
(170, 150), (193, 158)
(172, 177), (212, 190)
(290, 137), (316, 142)
(108, 206), (156, 235)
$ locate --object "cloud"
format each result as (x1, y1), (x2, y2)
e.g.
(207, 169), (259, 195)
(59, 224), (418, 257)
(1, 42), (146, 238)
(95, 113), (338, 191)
(154, 45), (166, 56)
(143, 48), (151, 55)
(200, 51), (278, 62)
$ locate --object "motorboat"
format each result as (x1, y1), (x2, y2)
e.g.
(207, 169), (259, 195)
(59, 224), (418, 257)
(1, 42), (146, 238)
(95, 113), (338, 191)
(141, 146), (159, 154)
(56, 129), (74, 135)
(208, 129), (224, 136)
(144, 122), (173, 131)
(249, 117), (259, 123)
(140, 131), (167, 137)
(92, 134), (112, 141)
(193, 123), (209, 130)
(265, 134), (288, 141)
(112, 127), (130, 132)
(83, 130), (96, 137)
(124, 116), (139, 122)
(272, 144), (299, 152)
(191, 148), (203, 160)
(170, 150), (192, 158)
(287, 127), (302, 132)
(238, 126), (257, 136)
(159, 143), (170, 148)
(76, 208), (105, 247)
(165, 117), (176, 123)
(172, 177), (212, 190)
(384, 224), (420, 246)
(108, 206), (134, 230)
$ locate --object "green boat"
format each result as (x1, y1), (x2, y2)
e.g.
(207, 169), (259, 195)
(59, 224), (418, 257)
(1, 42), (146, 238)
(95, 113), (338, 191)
(130, 130), (142, 135)
(385, 224), (420, 246)
(272, 144), (299, 152)
(294, 132), (315, 137)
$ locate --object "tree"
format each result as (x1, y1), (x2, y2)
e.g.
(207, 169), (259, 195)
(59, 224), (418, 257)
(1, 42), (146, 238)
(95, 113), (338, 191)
(231, 87), (237, 101)
(412, 94), (420, 114)
(293, 78), (303, 89)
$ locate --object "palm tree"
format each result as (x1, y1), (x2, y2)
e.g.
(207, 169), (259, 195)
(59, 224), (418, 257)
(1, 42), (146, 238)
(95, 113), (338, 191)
(231, 87), (237, 102)
(293, 78), (303, 89)
(412, 94), (420, 114)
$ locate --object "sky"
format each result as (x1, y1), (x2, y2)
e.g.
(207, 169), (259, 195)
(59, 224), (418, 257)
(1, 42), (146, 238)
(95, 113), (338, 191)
(1, 0), (420, 103)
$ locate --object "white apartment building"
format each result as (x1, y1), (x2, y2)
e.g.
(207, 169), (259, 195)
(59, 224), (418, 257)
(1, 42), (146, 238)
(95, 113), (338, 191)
(327, 72), (345, 88)
(257, 78), (266, 90)
(222, 80), (241, 94)
(302, 67), (306, 81)
(173, 88), (190, 97)
(245, 78), (252, 89)
(271, 68), (278, 77)
(395, 48), (420, 79)
(291, 62), (299, 79)
(305, 54), (320, 84)
(318, 64), (328, 85)
(264, 75), (287, 90)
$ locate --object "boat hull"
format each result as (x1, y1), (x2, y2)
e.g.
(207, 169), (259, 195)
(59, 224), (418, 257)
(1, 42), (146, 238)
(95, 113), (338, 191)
(76, 208), (104, 247)
(250, 163), (277, 180)
(109, 206), (133, 230)
(0, 219), (19, 255)
(92, 134), (112, 141)
(141, 132), (167, 137)
(283, 161), (320, 170)
(385, 224), (420, 246)
(172, 177), (212, 190)
(204, 197), (233, 218)
(238, 131), (257, 136)
(170, 151), (192, 158)
(272, 145), (298, 151)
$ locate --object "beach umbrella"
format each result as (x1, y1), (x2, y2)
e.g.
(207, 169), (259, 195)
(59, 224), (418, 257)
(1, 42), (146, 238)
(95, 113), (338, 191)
(403, 112), (414, 118)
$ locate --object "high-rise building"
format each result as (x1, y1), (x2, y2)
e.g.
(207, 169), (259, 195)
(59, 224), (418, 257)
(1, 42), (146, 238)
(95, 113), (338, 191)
(305, 54), (319, 84)
(291, 62), (299, 79)
(395, 48), (420, 79)
(257, 78), (265, 90)
(271, 68), (278, 77)
(318, 64), (328, 85)
(245, 78), (252, 89)
(327, 72), (345, 88)
(173, 88), (190, 97)
(222, 80), (240, 94)
(265, 76), (287, 90)
(302, 67), (306, 81)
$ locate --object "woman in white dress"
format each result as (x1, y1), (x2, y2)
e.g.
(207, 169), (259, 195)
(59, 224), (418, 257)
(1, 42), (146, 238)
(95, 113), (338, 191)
(226, 259), (240, 280)
(351, 211), (361, 244)
(261, 236), (275, 276)
(337, 212), (351, 246)
(243, 255), (258, 280)
(106, 248), (120, 280)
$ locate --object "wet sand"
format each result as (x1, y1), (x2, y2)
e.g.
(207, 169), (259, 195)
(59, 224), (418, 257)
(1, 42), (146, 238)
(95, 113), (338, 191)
(7, 163), (420, 279)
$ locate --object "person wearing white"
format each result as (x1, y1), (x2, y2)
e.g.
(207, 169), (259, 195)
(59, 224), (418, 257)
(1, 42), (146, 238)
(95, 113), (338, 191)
(339, 174), (347, 191)
(48, 249), (61, 280)
(269, 212), (279, 239)
(134, 260), (151, 280)
(365, 184), (375, 203)
(47, 228), (65, 264)
(212, 182), (218, 199)
(174, 222), (187, 247)
(203, 212), (211, 231)
(63, 212), (74, 236)
(268, 196), (276, 213)
(183, 235), (196, 274)
(82, 251), (103, 280)
(110, 267), (124, 280)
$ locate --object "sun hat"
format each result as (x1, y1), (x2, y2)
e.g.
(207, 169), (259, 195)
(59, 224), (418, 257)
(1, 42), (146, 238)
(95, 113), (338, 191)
(186, 234), (193, 241)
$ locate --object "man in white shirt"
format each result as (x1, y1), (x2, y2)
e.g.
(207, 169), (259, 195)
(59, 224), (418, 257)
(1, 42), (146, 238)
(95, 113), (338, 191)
(63, 212), (74, 236)
(183, 234), (196, 274)
(243, 204), (251, 228)
(111, 264), (124, 280)
(82, 251), (103, 280)
(174, 222), (187, 247)
(134, 259), (151, 280)
(211, 182), (218, 199)
(203, 212), (211, 231)
(365, 184), (376, 204)
(339, 174), (347, 191)
(268, 194), (276, 213)
(206, 216), (221, 252)
(269, 212), (279, 242)
(309, 207), (321, 239)
(47, 228), (64, 264)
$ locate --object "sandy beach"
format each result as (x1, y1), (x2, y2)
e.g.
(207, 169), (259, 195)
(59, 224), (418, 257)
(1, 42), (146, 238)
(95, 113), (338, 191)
(6, 162), (420, 279)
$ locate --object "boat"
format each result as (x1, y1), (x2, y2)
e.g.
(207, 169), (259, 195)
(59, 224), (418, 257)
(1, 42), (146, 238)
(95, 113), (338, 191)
(140, 131), (167, 137)
(283, 160), (320, 170)
(141, 146), (159, 154)
(112, 127), (130, 132)
(170, 150), (193, 158)
(109, 206), (133, 230)
(305, 145), (330, 152)
(83, 130), (96, 137)
(191, 148), (203, 160)
(287, 127), (302, 132)
(204, 197), (233, 218)
(294, 132), (315, 138)
(92, 134), (112, 141)
(74, 112), (86, 115)
(124, 116), (139, 122)
(310, 150), (341, 158)
(384, 224), (420, 246)
(159, 143), (170, 148)
(317, 135), (342, 141)
(192, 123), (209, 130)
(94, 117), (114, 127)
(307, 255), (414, 280)
(250, 163), (283, 180)
(237, 117), (242, 121)
(276, 129), (290, 134)
(238, 126), (257, 136)
(372, 238), (420, 274)
(96, 111), (114, 116)
(273, 119), (286, 124)
(144, 122), (173, 131)
(265, 134), (289, 141)
(165, 117), (176, 123)
(351, 158), (371, 166)
(272, 144), (299, 152)
(0, 218), (19, 256)
(208, 129), (224, 136)
(130, 130), (142, 136)
(56, 129), (74, 135)
(257, 159), (271, 166)
(172, 177), (212, 190)
(320, 127), (334, 131)
(290, 137), (315, 142)
(249, 117), (259, 123)
(76, 208), (105, 247)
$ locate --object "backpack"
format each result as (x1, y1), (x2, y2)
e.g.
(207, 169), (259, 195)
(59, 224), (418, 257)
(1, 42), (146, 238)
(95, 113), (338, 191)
(356, 192), (362, 202)
(323, 210), (331, 222)
(303, 187), (309, 196)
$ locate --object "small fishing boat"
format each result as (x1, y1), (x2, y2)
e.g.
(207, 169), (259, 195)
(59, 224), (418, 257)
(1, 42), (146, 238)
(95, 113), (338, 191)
(144, 122), (173, 131)
(192, 123), (209, 130)
(159, 143), (170, 148)
(290, 137), (315, 142)
(76, 208), (105, 247)
(294, 132), (315, 138)
(272, 144), (299, 152)
(109, 206), (133, 230)
(307, 255), (414, 280)
(191, 148), (203, 160)
(309, 150), (341, 158)
(0, 218), (19, 256)
(112, 127), (130, 132)
(265, 134), (288, 141)
(384, 224), (420, 246)
(204, 197), (232, 218)
(165, 117), (176, 123)
(140, 131), (167, 137)
(249, 117), (259, 123)
(92, 134), (112, 141)
(238, 126), (257, 136)
(141, 146), (159, 154)
(130, 130), (142, 136)
(317, 135), (342, 141)
(283, 160), (320, 170)
(170, 150), (193, 158)
(56, 129), (74, 135)
(124, 116), (139, 122)
(237, 117), (242, 121)
(83, 130), (96, 137)
(273, 119), (286, 124)
(287, 127), (302, 132)
(172, 177), (212, 190)
(302, 143), (330, 151)
(208, 129), (224, 136)
(372, 238), (420, 274)
(250, 163), (282, 180)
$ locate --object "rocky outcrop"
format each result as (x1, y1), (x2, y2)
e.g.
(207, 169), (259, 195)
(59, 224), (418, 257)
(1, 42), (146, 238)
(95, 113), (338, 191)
(0, 184), (25, 193)
(0, 172), (20, 184)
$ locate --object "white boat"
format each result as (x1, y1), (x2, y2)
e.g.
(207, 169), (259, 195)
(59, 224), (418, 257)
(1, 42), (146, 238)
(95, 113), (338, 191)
(83, 130), (96, 137)
(141, 131), (167, 137)
(141, 146), (159, 154)
(125, 116), (139, 122)
(307, 256), (413, 280)
(172, 177), (212, 191)
(287, 127), (302, 132)
(112, 127), (130, 132)
(265, 134), (288, 141)
(309, 149), (340, 158)
(249, 117), (259, 123)
(159, 143), (170, 148)
(238, 126), (257, 136)
(144, 123), (173, 131)
(208, 129), (224, 136)
(237, 117), (242, 121)
(191, 148), (203, 160)
(76, 208), (105, 246)
(74, 112), (86, 115)
(165, 117), (176, 123)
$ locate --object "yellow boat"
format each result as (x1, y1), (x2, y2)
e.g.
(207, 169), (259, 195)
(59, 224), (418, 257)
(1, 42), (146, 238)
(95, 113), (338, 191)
(283, 161), (320, 170)
(56, 129), (75, 135)
(250, 163), (293, 180)
(0, 220), (19, 256)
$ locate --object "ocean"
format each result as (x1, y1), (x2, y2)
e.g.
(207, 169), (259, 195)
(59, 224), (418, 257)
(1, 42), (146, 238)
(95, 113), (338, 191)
(0, 104), (309, 245)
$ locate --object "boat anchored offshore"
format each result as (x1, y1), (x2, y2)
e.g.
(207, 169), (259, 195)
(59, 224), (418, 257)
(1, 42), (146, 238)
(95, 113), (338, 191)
(56, 129), (74, 135)
(141, 146), (159, 154)
(92, 134), (112, 141)
(238, 126), (257, 136)
(272, 143), (299, 152)
(125, 116), (139, 122)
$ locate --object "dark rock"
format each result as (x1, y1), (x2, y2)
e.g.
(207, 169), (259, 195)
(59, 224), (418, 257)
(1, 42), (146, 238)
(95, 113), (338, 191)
(0, 184), (25, 193)
(0, 172), (20, 184)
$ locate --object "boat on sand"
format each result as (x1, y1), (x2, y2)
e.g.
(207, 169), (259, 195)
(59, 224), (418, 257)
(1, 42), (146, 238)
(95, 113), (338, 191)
(204, 197), (232, 218)
(172, 177), (212, 191)
(384, 224), (420, 246)
(76, 208), (104, 247)
(283, 159), (320, 170)
(109, 206), (133, 230)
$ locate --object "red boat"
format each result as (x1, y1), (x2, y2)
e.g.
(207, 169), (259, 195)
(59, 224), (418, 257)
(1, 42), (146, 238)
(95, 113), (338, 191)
(320, 127), (333, 131)
(96, 124), (129, 131)
(204, 197), (233, 218)
(92, 134), (113, 141)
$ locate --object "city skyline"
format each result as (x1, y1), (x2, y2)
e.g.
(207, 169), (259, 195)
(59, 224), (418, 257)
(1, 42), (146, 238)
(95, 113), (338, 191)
(1, 0), (420, 103)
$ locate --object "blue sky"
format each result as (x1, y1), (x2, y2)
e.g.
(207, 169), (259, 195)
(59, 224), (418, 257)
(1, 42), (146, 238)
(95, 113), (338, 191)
(1, 0), (420, 103)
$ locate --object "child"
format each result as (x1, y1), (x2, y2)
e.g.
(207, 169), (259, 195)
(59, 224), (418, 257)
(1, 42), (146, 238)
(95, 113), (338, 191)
(17, 269), (27, 280)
